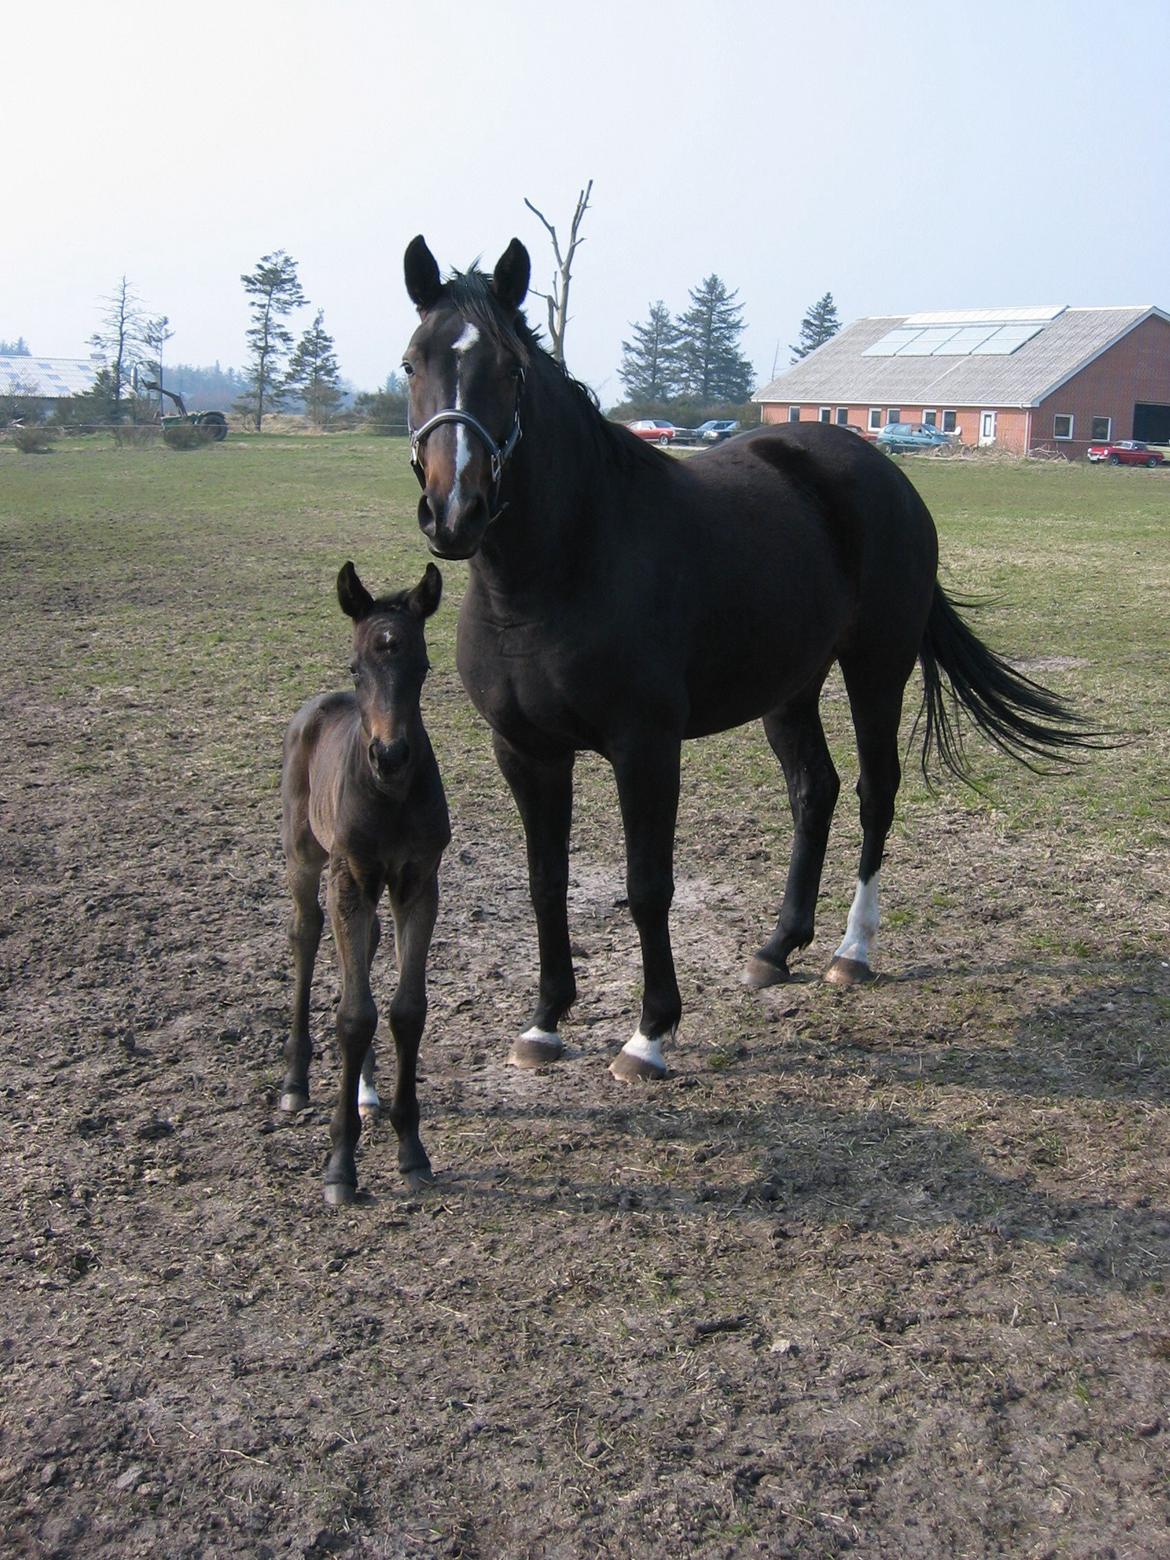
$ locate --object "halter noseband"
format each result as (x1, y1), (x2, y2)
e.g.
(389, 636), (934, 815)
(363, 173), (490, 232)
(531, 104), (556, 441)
(408, 376), (524, 518)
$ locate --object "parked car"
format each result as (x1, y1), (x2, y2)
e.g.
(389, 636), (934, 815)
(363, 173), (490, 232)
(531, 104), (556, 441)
(626, 418), (678, 446)
(875, 422), (953, 455)
(1086, 439), (1164, 467)
(695, 419), (740, 443)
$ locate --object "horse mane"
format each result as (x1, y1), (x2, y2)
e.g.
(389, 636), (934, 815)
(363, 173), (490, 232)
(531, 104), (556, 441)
(443, 267), (663, 476)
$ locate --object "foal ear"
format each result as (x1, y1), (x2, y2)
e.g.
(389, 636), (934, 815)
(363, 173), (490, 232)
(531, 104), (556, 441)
(404, 235), (443, 313)
(337, 561), (375, 621)
(491, 239), (530, 311)
(406, 562), (443, 620)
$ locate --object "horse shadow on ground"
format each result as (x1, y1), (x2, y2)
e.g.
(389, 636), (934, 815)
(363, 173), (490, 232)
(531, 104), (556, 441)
(389, 952), (1170, 1303)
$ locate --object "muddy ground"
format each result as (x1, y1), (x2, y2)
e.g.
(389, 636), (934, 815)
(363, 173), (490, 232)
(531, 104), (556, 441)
(2, 550), (1169, 1557)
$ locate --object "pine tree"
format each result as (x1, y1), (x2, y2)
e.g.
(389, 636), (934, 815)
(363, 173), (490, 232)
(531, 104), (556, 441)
(237, 251), (306, 431)
(790, 292), (841, 361)
(284, 310), (342, 427)
(618, 301), (680, 403)
(675, 275), (754, 405)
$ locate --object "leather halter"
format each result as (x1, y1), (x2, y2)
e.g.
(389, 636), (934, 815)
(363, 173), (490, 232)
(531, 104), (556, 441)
(408, 376), (524, 519)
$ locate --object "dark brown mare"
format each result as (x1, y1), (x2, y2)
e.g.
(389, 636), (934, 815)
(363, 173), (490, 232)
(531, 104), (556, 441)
(280, 562), (450, 1201)
(401, 235), (1092, 1082)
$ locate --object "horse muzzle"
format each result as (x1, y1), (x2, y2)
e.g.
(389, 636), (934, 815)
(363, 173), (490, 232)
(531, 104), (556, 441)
(417, 488), (492, 560)
(368, 736), (411, 792)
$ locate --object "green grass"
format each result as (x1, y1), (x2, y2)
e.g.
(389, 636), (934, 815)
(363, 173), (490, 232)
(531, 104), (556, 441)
(1, 433), (1166, 861)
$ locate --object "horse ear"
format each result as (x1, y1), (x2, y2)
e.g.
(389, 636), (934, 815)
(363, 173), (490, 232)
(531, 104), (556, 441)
(337, 561), (374, 621)
(406, 562), (442, 620)
(404, 235), (443, 312)
(491, 239), (530, 311)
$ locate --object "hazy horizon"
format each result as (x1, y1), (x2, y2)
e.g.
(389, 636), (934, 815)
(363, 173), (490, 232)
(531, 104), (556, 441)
(7, 0), (1167, 404)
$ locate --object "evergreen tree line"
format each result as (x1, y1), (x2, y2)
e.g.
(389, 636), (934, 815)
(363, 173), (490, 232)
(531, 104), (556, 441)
(617, 276), (756, 416)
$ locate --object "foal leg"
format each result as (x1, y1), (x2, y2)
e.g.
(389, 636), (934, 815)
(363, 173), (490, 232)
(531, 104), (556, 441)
(743, 697), (840, 988)
(281, 860), (324, 1113)
(492, 733), (576, 1068)
(826, 665), (906, 986)
(323, 861), (378, 1204)
(609, 737), (682, 1082)
(358, 914), (382, 1119)
(385, 869), (440, 1188)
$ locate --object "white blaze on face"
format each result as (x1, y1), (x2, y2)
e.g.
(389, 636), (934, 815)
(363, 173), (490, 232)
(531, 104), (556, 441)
(834, 874), (880, 967)
(451, 322), (480, 506)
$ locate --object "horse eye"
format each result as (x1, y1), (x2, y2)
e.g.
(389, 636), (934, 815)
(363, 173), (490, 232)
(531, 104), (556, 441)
(401, 361), (414, 378)
(349, 661), (359, 677)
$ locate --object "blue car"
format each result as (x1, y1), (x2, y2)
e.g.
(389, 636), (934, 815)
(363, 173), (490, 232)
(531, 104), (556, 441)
(876, 422), (953, 455)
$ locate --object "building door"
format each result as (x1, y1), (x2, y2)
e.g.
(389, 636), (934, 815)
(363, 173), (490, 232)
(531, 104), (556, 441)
(1133, 402), (1170, 442)
(979, 410), (997, 446)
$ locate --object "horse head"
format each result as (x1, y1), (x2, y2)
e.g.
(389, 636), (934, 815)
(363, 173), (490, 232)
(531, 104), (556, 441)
(337, 560), (442, 795)
(402, 236), (531, 559)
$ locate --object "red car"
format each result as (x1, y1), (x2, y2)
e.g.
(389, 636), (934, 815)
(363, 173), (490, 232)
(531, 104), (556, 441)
(1086, 439), (1164, 467)
(626, 419), (678, 446)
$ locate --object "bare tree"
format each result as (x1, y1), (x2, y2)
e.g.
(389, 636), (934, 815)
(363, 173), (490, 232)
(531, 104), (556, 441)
(523, 179), (593, 367)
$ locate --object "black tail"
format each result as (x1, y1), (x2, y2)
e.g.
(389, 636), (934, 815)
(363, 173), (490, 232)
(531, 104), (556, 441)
(917, 586), (1099, 781)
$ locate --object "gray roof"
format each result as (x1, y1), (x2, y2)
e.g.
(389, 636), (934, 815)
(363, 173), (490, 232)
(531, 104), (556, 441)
(755, 306), (1168, 409)
(0, 355), (102, 398)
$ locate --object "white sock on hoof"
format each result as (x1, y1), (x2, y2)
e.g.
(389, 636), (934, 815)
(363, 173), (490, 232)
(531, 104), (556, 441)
(520, 1026), (560, 1044)
(358, 1076), (380, 1110)
(834, 874), (880, 966)
(620, 1030), (666, 1071)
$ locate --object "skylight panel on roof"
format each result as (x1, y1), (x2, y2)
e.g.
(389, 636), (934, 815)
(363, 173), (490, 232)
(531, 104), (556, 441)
(931, 325), (999, 354)
(969, 323), (1044, 354)
(863, 328), (924, 357)
(898, 327), (960, 356)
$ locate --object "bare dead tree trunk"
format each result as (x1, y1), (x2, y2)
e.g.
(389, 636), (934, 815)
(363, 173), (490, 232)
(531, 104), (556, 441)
(523, 180), (593, 367)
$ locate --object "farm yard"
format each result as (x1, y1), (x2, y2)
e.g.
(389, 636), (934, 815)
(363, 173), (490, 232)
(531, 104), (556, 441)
(1, 434), (1168, 1557)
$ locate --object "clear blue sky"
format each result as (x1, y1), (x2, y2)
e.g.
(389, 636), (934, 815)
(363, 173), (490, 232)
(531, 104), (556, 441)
(6, 0), (1167, 404)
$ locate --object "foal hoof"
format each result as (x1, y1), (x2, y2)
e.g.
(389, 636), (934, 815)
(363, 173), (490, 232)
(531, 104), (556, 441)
(279, 1090), (310, 1115)
(324, 1180), (357, 1207)
(403, 1165), (435, 1193)
(358, 1099), (381, 1122)
(741, 954), (791, 990)
(509, 1028), (564, 1069)
(824, 956), (876, 988)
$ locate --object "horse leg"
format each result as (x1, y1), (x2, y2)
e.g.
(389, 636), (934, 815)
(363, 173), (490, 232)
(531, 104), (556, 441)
(323, 861), (378, 1204)
(358, 914), (382, 1119)
(492, 733), (576, 1068)
(609, 738), (682, 1081)
(281, 861), (324, 1113)
(825, 664), (905, 986)
(385, 870), (440, 1189)
(743, 697), (840, 988)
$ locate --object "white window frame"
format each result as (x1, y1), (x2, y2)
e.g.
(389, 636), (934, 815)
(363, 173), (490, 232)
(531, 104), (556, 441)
(887, 409), (902, 426)
(942, 409), (957, 433)
(922, 409), (938, 428)
(980, 410), (998, 445)
(788, 406), (801, 422)
(1053, 413), (1074, 441)
(1089, 415), (1112, 442)
(868, 408), (882, 431)
(819, 407), (831, 423)
(835, 407), (849, 426)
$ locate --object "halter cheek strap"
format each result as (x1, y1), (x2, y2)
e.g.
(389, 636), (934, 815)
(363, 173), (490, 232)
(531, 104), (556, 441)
(408, 379), (524, 519)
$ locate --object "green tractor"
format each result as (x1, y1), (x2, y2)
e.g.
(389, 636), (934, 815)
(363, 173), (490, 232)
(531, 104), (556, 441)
(142, 379), (228, 441)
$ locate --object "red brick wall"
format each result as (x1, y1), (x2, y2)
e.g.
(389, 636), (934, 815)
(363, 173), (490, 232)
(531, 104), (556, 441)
(1033, 315), (1170, 458)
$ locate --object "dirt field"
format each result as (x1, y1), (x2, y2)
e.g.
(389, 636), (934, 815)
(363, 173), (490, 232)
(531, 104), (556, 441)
(1, 439), (1168, 1557)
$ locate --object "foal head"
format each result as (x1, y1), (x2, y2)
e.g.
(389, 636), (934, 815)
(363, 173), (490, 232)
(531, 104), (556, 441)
(402, 235), (531, 560)
(337, 561), (442, 795)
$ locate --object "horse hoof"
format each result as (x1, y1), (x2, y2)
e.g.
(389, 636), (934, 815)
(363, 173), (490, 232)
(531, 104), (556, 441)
(279, 1090), (310, 1114)
(742, 955), (790, 989)
(609, 1049), (667, 1083)
(403, 1166), (435, 1192)
(358, 1100), (381, 1122)
(824, 956), (876, 987)
(509, 1030), (564, 1069)
(324, 1180), (357, 1207)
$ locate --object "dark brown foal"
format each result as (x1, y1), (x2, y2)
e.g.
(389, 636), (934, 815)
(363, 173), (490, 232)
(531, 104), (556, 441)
(279, 561), (450, 1204)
